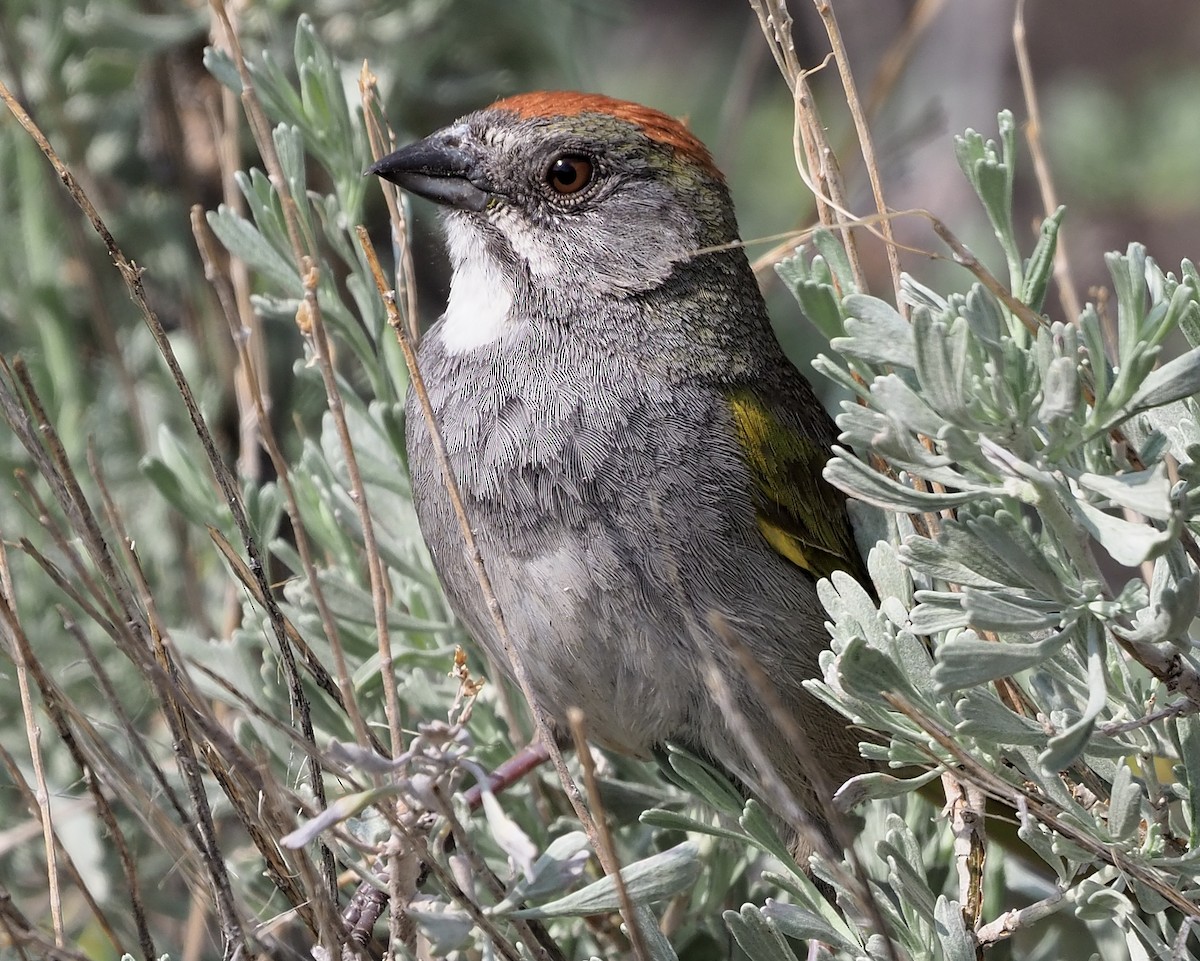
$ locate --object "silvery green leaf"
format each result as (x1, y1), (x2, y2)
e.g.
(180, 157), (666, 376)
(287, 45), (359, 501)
(1076, 464), (1173, 520)
(782, 272), (844, 341)
(1073, 497), (1174, 566)
(664, 746), (745, 815)
(1120, 344), (1200, 414)
(961, 284), (1006, 349)
(834, 295), (916, 368)
(141, 446), (222, 530)
(1039, 355), (1080, 424)
(963, 588), (1064, 632)
(908, 592), (970, 634)
(838, 636), (919, 702)
(965, 511), (1068, 596)
(892, 806), (926, 873)
(480, 790), (537, 879)
(628, 905), (681, 961)
(1151, 279), (1200, 350)
(913, 311), (972, 425)
(722, 905), (800, 961)
(895, 619), (938, 680)
(1112, 570), (1198, 647)
(1080, 303), (1112, 404)
(977, 436), (1048, 487)
(1021, 206), (1065, 313)
(638, 809), (748, 844)
(1108, 244), (1148, 362)
(1181, 266), (1200, 349)
(1075, 883), (1135, 923)
(738, 800), (795, 868)
(758, 870), (824, 913)
(878, 817), (935, 922)
(1179, 715), (1200, 847)
(827, 569), (885, 641)
(297, 573), (453, 634)
(812, 353), (869, 399)
(955, 689), (1047, 745)
(280, 786), (394, 847)
(1128, 879), (1172, 916)
(867, 541), (914, 615)
(956, 126), (1012, 239)
(508, 842), (701, 919)
(812, 229), (856, 295)
(494, 832), (590, 909)
(1040, 622), (1107, 772)
(1040, 719), (1097, 774)
(324, 738), (403, 775)
(1107, 763), (1143, 841)
(899, 536), (1004, 590)
(901, 273), (948, 311)
(834, 767), (942, 805)
(836, 407), (982, 490)
(934, 627), (1074, 691)
(934, 896), (976, 961)
(870, 374), (949, 438)
(1140, 399), (1200, 461)
(202, 45), (242, 92)
(1008, 745), (1091, 813)
(406, 900), (474, 954)
(824, 453), (981, 512)
(761, 901), (860, 953)
(273, 124), (309, 225)
(1018, 816), (1069, 878)
(207, 206), (300, 293)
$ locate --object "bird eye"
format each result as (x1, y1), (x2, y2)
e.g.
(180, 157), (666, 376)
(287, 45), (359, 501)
(545, 154), (593, 195)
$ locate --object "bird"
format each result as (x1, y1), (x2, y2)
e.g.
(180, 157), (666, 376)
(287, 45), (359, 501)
(369, 91), (870, 857)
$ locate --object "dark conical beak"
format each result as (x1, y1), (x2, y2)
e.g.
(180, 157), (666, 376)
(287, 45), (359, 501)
(366, 132), (491, 212)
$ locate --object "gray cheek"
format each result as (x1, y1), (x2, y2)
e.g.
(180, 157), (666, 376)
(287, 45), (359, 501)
(556, 193), (694, 295)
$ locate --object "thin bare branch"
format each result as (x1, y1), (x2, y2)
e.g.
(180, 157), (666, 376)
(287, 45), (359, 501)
(885, 693), (1200, 919)
(0, 544), (64, 947)
(1014, 0), (1082, 323)
(568, 709), (647, 961)
(941, 773), (987, 934)
(975, 888), (1069, 946)
(813, 0), (904, 306)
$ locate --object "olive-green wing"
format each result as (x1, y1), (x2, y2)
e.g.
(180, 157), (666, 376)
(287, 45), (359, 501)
(727, 388), (867, 584)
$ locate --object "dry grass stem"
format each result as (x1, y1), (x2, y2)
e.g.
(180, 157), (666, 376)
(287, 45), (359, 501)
(1014, 0), (1082, 323)
(749, 0), (868, 293)
(0, 66), (352, 952)
(813, 0), (904, 307)
(360, 64), (420, 342)
(1, 546), (66, 949)
(191, 208), (377, 756)
(975, 890), (1068, 947)
(209, 4), (400, 808)
(568, 709), (649, 961)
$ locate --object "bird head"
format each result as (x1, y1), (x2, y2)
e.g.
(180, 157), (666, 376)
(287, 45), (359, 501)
(369, 92), (742, 312)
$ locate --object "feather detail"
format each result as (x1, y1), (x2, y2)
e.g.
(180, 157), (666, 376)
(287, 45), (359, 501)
(728, 390), (864, 583)
(490, 91), (722, 181)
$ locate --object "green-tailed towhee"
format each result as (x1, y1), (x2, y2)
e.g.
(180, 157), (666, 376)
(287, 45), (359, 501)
(370, 91), (869, 849)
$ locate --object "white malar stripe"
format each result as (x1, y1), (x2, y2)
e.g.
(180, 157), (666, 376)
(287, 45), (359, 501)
(440, 215), (514, 354)
(495, 206), (559, 278)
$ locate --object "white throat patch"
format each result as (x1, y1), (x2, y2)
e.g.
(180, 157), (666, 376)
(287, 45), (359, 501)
(439, 216), (514, 354)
